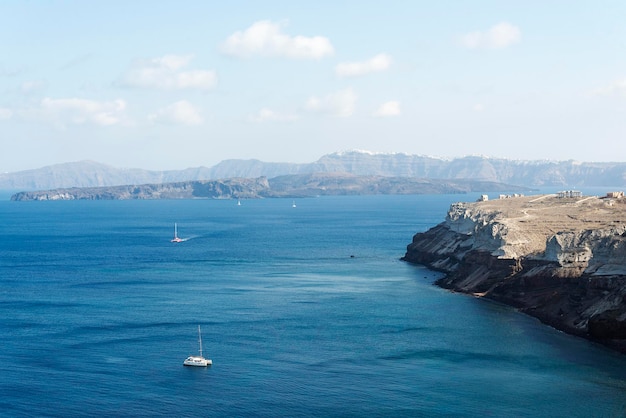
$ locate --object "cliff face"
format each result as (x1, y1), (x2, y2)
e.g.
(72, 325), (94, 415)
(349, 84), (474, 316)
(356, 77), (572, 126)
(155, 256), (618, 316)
(402, 194), (626, 352)
(10, 178), (272, 201)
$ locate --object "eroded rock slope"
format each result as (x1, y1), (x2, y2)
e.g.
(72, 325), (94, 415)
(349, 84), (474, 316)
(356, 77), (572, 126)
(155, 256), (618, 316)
(402, 194), (626, 352)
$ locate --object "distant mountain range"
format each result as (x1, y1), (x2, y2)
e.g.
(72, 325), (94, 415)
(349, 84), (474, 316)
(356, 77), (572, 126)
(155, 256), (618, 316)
(2, 150), (626, 191)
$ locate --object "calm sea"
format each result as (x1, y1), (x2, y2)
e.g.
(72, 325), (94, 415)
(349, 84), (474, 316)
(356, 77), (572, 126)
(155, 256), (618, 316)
(1, 194), (625, 417)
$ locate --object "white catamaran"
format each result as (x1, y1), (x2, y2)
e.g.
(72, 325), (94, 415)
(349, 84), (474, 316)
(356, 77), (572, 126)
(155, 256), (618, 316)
(183, 325), (212, 367)
(171, 223), (183, 243)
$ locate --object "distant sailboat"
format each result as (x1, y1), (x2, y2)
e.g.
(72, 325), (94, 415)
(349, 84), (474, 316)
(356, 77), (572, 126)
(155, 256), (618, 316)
(183, 325), (212, 367)
(171, 223), (183, 243)
(292, 200), (296, 208)
(237, 199), (241, 206)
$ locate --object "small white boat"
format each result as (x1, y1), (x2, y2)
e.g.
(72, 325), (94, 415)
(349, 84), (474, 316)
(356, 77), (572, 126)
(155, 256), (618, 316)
(292, 200), (296, 208)
(183, 325), (212, 367)
(237, 199), (241, 206)
(171, 223), (183, 243)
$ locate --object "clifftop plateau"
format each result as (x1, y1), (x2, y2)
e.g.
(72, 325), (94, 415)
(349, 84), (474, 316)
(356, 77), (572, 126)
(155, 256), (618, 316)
(402, 193), (626, 353)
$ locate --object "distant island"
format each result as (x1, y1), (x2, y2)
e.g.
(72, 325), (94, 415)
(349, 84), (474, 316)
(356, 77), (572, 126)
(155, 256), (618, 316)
(2, 150), (626, 192)
(9, 173), (531, 201)
(402, 192), (626, 354)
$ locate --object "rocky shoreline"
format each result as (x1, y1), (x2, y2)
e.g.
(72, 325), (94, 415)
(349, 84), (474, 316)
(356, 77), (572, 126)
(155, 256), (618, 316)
(402, 193), (626, 353)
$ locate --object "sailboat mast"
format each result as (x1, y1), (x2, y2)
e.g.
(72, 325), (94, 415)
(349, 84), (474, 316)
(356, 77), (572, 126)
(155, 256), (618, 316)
(198, 325), (203, 357)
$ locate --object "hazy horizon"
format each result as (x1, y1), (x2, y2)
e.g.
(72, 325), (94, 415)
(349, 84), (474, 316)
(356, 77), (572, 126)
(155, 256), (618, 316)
(7, 148), (626, 176)
(2, 1), (625, 172)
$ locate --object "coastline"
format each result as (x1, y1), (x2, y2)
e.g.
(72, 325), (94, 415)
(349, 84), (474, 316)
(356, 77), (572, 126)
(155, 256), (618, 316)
(402, 193), (626, 354)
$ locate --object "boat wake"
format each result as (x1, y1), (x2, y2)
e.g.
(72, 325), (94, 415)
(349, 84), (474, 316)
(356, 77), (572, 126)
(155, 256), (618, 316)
(171, 235), (201, 243)
(171, 223), (201, 243)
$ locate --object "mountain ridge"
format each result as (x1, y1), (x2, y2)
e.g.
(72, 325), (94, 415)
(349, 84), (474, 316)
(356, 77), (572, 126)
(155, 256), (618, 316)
(2, 150), (626, 191)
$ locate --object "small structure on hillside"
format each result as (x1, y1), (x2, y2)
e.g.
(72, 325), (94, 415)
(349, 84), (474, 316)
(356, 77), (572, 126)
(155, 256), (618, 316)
(606, 191), (624, 199)
(478, 194), (489, 202)
(557, 190), (582, 198)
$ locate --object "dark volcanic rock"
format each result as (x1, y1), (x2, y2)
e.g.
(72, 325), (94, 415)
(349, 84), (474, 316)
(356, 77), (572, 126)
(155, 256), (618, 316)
(402, 194), (626, 353)
(589, 310), (626, 339)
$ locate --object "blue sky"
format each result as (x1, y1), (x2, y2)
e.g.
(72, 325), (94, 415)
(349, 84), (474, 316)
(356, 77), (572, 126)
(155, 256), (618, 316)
(1, 1), (625, 172)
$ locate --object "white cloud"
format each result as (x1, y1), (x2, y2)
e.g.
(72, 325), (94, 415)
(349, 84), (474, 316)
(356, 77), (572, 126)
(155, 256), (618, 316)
(150, 55), (190, 71)
(21, 80), (46, 94)
(149, 100), (203, 126)
(305, 88), (357, 117)
(120, 54), (217, 90)
(472, 103), (485, 112)
(39, 97), (126, 126)
(591, 78), (626, 96)
(460, 22), (521, 49)
(0, 107), (13, 120)
(336, 54), (392, 77)
(221, 20), (334, 59)
(250, 107), (298, 122)
(373, 101), (400, 117)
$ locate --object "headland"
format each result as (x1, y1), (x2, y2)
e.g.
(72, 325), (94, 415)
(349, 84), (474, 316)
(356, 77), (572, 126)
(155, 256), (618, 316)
(402, 192), (626, 353)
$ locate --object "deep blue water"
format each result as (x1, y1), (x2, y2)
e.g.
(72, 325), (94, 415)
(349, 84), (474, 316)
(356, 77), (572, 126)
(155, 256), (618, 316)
(1, 194), (626, 417)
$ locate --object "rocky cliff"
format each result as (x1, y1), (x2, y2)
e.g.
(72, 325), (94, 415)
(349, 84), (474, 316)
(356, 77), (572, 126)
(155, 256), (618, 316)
(402, 194), (626, 353)
(10, 177), (272, 201)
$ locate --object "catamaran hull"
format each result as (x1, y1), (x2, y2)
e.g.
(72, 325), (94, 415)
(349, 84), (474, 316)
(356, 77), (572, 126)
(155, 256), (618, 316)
(183, 356), (212, 367)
